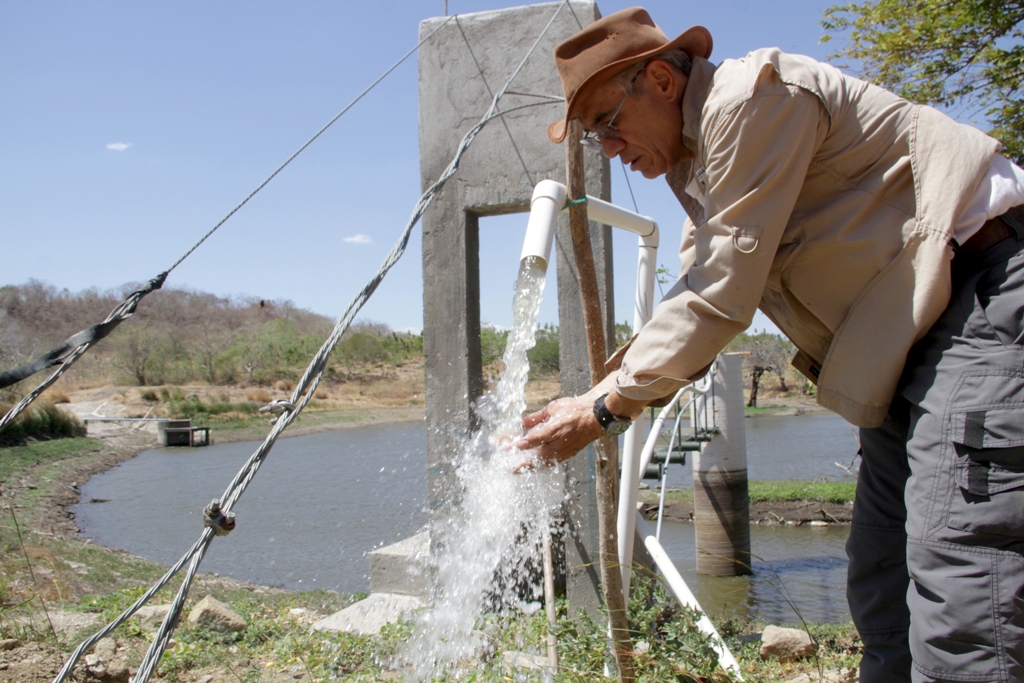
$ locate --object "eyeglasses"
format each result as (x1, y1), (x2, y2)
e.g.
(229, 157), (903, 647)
(580, 91), (627, 150)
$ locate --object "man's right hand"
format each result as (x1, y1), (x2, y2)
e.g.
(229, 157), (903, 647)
(514, 396), (603, 471)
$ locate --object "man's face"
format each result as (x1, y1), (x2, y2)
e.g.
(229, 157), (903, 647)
(576, 61), (690, 179)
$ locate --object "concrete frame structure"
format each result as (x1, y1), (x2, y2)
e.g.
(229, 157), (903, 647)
(418, 1), (612, 613)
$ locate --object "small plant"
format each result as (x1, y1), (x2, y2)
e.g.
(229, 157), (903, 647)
(275, 379), (295, 392)
(244, 388), (272, 403)
(140, 389), (159, 402)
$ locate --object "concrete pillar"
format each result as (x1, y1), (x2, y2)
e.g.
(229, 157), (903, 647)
(693, 353), (751, 576)
(418, 2), (611, 611)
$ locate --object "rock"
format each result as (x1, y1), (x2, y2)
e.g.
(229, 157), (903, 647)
(760, 625), (817, 662)
(187, 595), (247, 633)
(198, 675), (214, 683)
(85, 652), (106, 677)
(502, 650), (551, 672)
(0, 639), (19, 651)
(312, 593), (423, 636)
(633, 640), (651, 654)
(134, 604), (173, 630)
(94, 637), (117, 660)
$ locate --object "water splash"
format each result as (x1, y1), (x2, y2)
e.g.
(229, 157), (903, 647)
(403, 257), (564, 679)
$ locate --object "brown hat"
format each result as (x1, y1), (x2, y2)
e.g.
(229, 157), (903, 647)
(548, 7), (712, 143)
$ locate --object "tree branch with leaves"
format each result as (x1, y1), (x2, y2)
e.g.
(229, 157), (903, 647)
(822, 0), (1023, 162)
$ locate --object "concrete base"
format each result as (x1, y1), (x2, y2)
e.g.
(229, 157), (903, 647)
(369, 531), (432, 600)
(312, 593), (425, 636)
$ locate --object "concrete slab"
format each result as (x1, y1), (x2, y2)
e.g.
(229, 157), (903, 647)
(312, 593), (425, 636)
(369, 531), (432, 600)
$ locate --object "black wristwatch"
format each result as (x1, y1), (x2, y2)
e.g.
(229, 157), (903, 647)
(593, 393), (632, 435)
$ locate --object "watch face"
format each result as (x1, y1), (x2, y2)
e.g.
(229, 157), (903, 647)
(607, 420), (631, 436)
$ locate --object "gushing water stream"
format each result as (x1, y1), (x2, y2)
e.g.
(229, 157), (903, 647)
(403, 258), (564, 679)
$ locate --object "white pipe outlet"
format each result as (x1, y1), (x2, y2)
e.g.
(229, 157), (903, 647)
(520, 180), (566, 269)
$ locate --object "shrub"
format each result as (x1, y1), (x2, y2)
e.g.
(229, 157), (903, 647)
(140, 389), (159, 403)
(41, 388), (70, 404)
(275, 379), (294, 392)
(244, 388), (272, 403)
(0, 401), (86, 445)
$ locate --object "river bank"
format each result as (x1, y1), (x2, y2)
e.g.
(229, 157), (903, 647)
(1, 392), (860, 682)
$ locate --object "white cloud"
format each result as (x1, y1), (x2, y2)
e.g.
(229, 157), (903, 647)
(106, 142), (132, 152)
(343, 234), (372, 244)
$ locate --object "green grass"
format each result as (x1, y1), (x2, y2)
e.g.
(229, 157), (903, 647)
(0, 437), (100, 484)
(743, 404), (791, 415)
(640, 480), (856, 505)
(748, 480), (856, 503)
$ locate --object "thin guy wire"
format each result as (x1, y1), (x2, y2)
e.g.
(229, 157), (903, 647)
(54, 5), (566, 679)
(620, 158), (640, 213)
(1, 17), (453, 436)
(455, 14), (537, 187)
(565, 0), (585, 29)
(163, 14), (455, 276)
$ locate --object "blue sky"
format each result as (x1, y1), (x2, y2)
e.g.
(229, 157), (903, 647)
(1, 1), (838, 335)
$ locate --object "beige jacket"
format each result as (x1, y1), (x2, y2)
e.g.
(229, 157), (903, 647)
(611, 49), (1001, 428)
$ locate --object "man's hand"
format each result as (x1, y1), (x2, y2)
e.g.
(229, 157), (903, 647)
(515, 396), (604, 471)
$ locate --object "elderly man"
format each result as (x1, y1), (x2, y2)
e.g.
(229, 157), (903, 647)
(516, 7), (1024, 683)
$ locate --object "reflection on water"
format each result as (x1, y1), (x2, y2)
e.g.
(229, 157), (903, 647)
(73, 423), (428, 594)
(658, 520), (851, 624)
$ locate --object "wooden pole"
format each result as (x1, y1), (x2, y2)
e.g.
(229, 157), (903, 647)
(564, 119), (635, 682)
(542, 529), (559, 678)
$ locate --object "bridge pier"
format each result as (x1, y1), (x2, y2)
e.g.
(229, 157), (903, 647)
(693, 353), (751, 576)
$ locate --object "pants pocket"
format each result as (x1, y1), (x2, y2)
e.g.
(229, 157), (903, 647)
(947, 404), (1024, 541)
(907, 542), (1024, 681)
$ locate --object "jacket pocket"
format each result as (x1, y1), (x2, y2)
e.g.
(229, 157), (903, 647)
(947, 406), (1024, 540)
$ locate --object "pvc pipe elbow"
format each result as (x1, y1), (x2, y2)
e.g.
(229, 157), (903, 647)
(520, 180), (567, 269)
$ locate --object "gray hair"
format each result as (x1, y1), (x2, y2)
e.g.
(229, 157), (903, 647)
(609, 49), (693, 96)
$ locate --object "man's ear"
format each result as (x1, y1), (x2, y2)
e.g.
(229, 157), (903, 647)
(645, 59), (684, 103)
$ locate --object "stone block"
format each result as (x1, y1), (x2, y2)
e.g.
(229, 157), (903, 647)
(187, 595), (247, 633)
(759, 624), (817, 662)
(312, 593), (424, 636)
(369, 531), (432, 600)
(133, 604), (172, 631)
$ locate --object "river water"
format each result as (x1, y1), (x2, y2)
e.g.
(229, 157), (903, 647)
(74, 412), (858, 624)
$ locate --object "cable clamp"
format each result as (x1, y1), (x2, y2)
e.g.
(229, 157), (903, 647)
(203, 500), (236, 536)
(259, 399), (296, 424)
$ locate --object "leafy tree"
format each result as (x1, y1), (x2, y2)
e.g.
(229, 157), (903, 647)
(728, 332), (794, 408)
(822, 0), (1024, 162)
(110, 327), (164, 386)
(481, 325), (510, 366)
(527, 323), (560, 378)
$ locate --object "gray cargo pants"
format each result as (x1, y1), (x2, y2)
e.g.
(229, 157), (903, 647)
(848, 212), (1024, 683)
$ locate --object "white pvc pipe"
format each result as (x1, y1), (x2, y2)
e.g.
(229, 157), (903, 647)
(635, 512), (744, 681)
(520, 179), (566, 268)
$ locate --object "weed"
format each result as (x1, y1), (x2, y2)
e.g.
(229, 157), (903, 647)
(140, 389), (159, 402)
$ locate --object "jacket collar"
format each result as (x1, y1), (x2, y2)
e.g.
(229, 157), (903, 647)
(681, 56), (716, 150)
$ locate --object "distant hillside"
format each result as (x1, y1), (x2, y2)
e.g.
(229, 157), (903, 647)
(0, 280), (422, 391)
